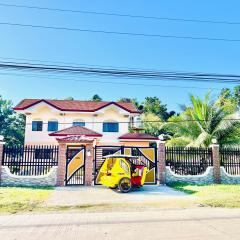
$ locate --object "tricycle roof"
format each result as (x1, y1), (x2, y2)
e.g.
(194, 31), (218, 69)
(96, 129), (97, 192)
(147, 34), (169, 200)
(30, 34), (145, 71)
(102, 154), (138, 159)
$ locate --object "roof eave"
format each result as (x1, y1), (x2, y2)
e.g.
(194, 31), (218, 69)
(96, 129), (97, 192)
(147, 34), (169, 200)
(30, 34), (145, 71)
(49, 133), (102, 137)
(13, 99), (140, 113)
(119, 137), (158, 141)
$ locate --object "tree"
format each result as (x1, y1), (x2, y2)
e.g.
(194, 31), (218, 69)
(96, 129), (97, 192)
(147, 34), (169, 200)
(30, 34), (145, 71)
(141, 113), (163, 137)
(162, 92), (240, 147)
(0, 96), (25, 145)
(92, 94), (102, 102)
(142, 97), (172, 120)
(64, 97), (74, 100)
(233, 85), (240, 105)
(118, 98), (143, 111)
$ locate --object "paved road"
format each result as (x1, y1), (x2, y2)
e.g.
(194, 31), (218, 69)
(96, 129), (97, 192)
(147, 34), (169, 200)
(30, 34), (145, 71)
(0, 208), (240, 240)
(46, 185), (190, 206)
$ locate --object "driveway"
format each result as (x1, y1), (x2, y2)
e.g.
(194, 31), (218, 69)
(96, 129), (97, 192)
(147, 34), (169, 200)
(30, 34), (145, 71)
(1, 208), (240, 240)
(46, 185), (192, 206)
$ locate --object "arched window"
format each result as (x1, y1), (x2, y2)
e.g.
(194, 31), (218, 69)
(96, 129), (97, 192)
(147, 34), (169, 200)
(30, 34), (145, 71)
(103, 120), (119, 132)
(32, 119), (43, 131)
(48, 119), (58, 132)
(72, 120), (85, 127)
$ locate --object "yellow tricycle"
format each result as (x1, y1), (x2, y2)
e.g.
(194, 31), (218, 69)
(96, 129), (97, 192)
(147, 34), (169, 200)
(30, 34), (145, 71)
(96, 155), (148, 193)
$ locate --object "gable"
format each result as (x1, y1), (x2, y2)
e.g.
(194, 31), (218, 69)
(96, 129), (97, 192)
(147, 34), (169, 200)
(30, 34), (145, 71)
(14, 99), (139, 113)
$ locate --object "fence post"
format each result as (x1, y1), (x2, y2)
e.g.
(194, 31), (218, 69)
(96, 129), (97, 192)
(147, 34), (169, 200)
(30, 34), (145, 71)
(211, 144), (221, 184)
(56, 143), (67, 186)
(85, 143), (94, 186)
(157, 141), (166, 185)
(0, 136), (5, 185)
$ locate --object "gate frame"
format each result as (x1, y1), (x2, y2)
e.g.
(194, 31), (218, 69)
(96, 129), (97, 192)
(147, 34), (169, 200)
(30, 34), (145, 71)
(94, 145), (157, 185)
(65, 145), (86, 186)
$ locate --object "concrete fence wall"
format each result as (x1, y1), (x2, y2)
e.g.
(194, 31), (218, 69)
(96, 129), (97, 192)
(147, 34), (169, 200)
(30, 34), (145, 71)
(0, 139), (240, 187)
(1, 166), (58, 187)
(220, 167), (240, 184)
(165, 166), (214, 185)
(157, 141), (240, 185)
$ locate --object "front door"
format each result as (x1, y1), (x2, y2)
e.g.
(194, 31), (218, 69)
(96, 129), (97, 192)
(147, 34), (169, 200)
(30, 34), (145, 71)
(66, 146), (85, 185)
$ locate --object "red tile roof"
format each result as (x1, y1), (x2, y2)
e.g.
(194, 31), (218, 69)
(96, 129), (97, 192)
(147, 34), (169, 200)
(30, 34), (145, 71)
(13, 99), (139, 113)
(119, 133), (158, 140)
(49, 126), (102, 137)
(57, 136), (94, 143)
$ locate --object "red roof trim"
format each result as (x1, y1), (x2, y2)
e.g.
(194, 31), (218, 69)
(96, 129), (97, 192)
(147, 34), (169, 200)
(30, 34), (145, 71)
(49, 133), (102, 137)
(48, 125), (102, 137)
(13, 99), (63, 111)
(13, 99), (140, 113)
(93, 101), (139, 113)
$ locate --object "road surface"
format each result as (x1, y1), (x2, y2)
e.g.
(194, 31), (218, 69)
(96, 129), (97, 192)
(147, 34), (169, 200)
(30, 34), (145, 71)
(0, 208), (240, 240)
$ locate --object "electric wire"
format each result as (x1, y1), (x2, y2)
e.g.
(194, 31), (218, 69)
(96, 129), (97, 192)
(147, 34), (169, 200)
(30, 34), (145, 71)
(0, 21), (240, 43)
(0, 2), (239, 26)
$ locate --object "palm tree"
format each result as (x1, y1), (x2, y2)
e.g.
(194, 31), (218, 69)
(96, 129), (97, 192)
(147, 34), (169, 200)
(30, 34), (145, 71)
(163, 92), (240, 147)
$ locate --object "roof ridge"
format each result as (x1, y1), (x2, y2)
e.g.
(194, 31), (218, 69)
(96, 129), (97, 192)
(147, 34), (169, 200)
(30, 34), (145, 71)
(13, 98), (140, 113)
(21, 98), (110, 103)
(49, 125), (102, 137)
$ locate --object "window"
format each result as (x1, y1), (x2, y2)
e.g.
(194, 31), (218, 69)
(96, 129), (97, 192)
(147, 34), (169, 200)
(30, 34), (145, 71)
(48, 121), (58, 132)
(73, 121), (85, 127)
(103, 122), (119, 132)
(102, 148), (120, 157)
(120, 160), (129, 174)
(32, 121), (43, 131)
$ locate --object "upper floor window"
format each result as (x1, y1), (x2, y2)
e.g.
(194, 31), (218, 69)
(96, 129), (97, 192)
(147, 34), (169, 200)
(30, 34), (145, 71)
(73, 121), (85, 127)
(48, 121), (58, 132)
(103, 122), (119, 132)
(32, 121), (43, 131)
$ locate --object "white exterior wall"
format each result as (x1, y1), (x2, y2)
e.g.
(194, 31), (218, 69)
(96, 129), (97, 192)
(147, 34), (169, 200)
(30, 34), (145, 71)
(21, 102), (137, 145)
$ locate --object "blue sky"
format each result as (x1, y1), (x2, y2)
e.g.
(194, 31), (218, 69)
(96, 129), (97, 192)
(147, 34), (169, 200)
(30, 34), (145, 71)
(0, 0), (239, 111)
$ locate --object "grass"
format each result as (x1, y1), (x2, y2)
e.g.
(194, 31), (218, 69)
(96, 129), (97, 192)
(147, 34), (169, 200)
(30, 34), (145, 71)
(0, 186), (54, 213)
(169, 183), (240, 208)
(1, 184), (240, 213)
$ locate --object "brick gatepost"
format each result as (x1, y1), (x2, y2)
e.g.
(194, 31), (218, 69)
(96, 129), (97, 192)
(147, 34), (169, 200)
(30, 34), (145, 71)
(157, 141), (166, 185)
(211, 144), (221, 184)
(85, 143), (94, 186)
(57, 142), (67, 186)
(0, 137), (5, 185)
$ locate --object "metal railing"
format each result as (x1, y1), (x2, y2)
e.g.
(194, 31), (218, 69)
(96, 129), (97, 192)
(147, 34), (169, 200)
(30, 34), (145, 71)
(166, 147), (213, 175)
(220, 147), (240, 175)
(2, 145), (59, 176)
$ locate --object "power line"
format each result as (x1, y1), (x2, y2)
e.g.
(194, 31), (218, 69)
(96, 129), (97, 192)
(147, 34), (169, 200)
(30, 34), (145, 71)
(0, 56), (238, 84)
(0, 56), (238, 81)
(0, 2), (239, 26)
(23, 119), (240, 125)
(0, 21), (240, 43)
(0, 61), (240, 84)
(0, 71), (222, 90)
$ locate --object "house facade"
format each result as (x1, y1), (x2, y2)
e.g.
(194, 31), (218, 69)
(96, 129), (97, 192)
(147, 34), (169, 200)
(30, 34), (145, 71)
(14, 99), (158, 147)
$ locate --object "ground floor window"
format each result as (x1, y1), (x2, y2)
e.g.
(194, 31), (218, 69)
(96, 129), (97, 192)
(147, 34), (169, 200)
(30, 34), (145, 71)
(102, 148), (120, 156)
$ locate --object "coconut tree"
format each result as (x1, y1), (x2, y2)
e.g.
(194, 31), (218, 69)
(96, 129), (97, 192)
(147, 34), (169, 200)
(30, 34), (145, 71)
(163, 92), (240, 147)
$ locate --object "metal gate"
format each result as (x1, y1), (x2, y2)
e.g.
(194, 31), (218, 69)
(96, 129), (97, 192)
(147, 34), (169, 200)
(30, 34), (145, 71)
(65, 146), (85, 185)
(94, 146), (157, 185)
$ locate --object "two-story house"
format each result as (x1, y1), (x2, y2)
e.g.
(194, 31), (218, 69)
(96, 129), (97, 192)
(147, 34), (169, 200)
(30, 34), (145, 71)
(13, 99), (158, 147)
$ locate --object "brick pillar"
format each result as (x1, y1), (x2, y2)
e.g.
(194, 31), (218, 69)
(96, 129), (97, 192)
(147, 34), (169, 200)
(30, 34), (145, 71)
(0, 139), (4, 185)
(157, 141), (166, 185)
(57, 143), (67, 186)
(85, 143), (94, 186)
(211, 144), (221, 184)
